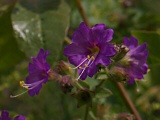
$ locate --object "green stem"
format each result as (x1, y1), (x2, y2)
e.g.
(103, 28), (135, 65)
(84, 104), (89, 120)
(73, 80), (83, 89)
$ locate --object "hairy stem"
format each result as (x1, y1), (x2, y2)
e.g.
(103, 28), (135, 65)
(115, 82), (142, 120)
(76, 0), (90, 27)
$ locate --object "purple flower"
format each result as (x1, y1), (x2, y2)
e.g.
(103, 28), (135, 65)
(118, 36), (148, 84)
(10, 48), (51, 97)
(23, 48), (50, 96)
(0, 110), (26, 120)
(0, 110), (11, 120)
(14, 115), (26, 120)
(64, 22), (116, 80)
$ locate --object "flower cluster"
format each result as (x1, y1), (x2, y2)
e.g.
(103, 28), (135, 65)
(64, 22), (148, 84)
(10, 22), (149, 111)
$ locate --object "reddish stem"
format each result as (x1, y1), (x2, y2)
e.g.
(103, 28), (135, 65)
(76, 0), (90, 27)
(116, 82), (142, 120)
(76, 1), (142, 120)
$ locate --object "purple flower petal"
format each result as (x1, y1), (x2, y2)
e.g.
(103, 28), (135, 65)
(91, 24), (114, 43)
(0, 110), (26, 120)
(26, 72), (48, 96)
(95, 54), (111, 66)
(68, 55), (86, 66)
(72, 22), (90, 45)
(14, 115), (26, 120)
(64, 43), (90, 56)
(123, 36), (138, 49)
(0, 110), (11, 120)
(99, 42), (116, 56)
(128, 77), (135, 84)
(88, 64), (98, 77)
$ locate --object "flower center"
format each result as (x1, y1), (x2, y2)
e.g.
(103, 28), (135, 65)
(71, 46), (100, 81)
(88, 45), (100, 54)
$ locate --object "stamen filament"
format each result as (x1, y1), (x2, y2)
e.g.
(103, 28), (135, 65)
(71, 58), (88, 69)
(75, 68), (86, 81)
(75, 57), (92, 81)
(10, 90), (28, 98)
(135, 80), (140, 92)
(10, 79), (44, 98)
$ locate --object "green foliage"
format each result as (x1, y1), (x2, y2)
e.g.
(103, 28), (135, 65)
(0, 5), (25, 73)
(11, 0), (70, 63)
(0, 0), (160, 120)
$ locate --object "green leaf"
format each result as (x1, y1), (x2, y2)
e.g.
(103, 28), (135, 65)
(0, 5), (25, 73)
(131, 30), (160, 65)
(11, 0), (70, 63)
(95, 87), (112, 98)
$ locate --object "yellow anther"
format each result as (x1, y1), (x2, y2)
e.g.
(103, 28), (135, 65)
(19, 81), (28, 89)
(87, 55), (90, 59)
(19, 81), (25, 86)
(147, 69), (150, 73)
(91, 56), (95, 60)
(84, 64), (88, 67)
(79, 66), (82, 69)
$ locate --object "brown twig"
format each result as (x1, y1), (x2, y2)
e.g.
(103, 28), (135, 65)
(116, 82), (142, 120)
(76, 0), (90, 27)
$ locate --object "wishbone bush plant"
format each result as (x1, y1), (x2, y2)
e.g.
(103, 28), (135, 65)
(7, 22), (148, 120)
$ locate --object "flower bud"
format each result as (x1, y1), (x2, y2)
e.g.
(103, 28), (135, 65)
(48, 69), (61, 81)
(59, 75), (73, 94)
(114, 44), (129, 63)
(116, 113), (135, 120)
(109, 66), (129, 83)
(72, 88), (95, 108)
(54, 61), (74, 75)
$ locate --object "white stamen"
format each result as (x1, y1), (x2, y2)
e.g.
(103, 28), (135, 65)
(10, 90), (28, 98)
(135, 80), (140, 92)
(10, 80), (44, 98)
(71, 58), (88, 69)
(88, 56), (96, 67)
(75, 57), (92, 81)
(75, 68), (86, 81)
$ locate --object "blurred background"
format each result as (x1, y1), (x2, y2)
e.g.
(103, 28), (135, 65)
(0, 0), (160, 119)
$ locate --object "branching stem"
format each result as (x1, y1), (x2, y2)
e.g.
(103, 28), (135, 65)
(76, 0), (90, 27)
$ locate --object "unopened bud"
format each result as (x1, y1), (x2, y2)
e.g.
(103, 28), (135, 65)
(72, 88), (94, 108)
(114, 44), (129, 62)
(54, 61), (74, 75)
(109, 67), (129, 83)
(48, 69), (61, 81)
(59, 75), (73, 94)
